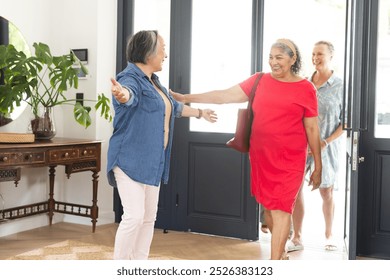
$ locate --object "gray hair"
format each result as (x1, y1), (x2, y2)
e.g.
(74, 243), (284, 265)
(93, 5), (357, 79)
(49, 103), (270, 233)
(272, 39), (302, 74)
(126, 30), (159, 64)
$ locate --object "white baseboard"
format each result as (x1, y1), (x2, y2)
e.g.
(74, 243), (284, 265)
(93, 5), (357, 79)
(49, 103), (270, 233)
(0, 211), (114, 238)
(62, 210), (115, 226)
(0, 215), (50, 238)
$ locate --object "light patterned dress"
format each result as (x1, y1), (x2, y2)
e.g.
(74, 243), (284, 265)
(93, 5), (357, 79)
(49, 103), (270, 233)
(307, 72), (343, 188)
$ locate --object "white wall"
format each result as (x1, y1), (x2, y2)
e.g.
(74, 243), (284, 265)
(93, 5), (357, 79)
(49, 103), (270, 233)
(0, 0), (117, 237)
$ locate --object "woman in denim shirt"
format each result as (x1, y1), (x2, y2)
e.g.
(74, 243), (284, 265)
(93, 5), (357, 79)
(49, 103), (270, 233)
(107, 30), (216, 260)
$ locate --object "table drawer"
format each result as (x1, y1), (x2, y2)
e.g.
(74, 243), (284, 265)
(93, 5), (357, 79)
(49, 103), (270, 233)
(79, 146), (98, 158)
(48, 148), (79, 162)
(0, 152), (45, 165)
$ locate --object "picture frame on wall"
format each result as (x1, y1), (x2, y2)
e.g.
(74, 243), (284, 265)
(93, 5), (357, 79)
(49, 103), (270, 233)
(71, 48), (88, 79)
(72, 48), (88, 64)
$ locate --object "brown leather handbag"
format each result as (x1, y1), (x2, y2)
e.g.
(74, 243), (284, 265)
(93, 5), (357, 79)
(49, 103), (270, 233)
(226, 72), (263, 153)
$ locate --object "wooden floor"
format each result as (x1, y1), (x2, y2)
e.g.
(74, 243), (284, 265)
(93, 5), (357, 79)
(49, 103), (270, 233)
(0, 221), (347, 260)
(0, 175), (352, 260)
(1, 148), (356, 261)
(0, 177), (351, 260)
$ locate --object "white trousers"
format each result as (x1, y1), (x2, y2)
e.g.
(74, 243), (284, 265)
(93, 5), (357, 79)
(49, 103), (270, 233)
(113, 167), (160, 260)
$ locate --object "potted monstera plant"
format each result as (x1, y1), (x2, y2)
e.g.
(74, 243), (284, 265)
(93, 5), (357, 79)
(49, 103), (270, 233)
(0, 42), (112, 139)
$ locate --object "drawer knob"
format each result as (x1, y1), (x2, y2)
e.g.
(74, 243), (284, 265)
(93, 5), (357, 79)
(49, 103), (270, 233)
(64, 152), (69, 158)
(83, 150), (88, 155)
(2, 156), (8, 162)
(25, 154), (33, 160)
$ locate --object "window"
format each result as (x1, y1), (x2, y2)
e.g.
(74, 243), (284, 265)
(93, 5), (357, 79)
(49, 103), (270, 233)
(190, 0), (252, 133)
(375, 0), (390, 138)
(134, 0), (171, 86)
(262, 0), (346, 77)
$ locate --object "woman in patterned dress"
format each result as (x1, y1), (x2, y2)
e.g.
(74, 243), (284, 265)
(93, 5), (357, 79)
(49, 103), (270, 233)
(171, 39), (322, 260)
(287, 41), (344, 252)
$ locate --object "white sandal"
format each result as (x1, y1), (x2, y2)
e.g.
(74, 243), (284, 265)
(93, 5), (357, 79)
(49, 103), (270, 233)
(324, 237), (337, 251)
(286, 240), (304, 252)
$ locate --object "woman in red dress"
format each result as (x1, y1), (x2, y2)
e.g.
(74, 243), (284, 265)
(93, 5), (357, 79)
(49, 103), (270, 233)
(171, 39), (322, 260)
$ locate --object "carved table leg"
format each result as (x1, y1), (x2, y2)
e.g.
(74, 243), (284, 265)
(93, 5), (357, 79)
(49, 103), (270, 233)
(48, 166), (56, 226)
(91, 171), (99, 232)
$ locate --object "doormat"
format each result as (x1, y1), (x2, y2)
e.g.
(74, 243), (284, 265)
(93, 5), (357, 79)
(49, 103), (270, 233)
(7, 240), (178, 260)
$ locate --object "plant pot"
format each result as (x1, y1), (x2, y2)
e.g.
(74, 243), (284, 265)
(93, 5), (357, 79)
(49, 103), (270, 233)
(30, 106), (56, 140)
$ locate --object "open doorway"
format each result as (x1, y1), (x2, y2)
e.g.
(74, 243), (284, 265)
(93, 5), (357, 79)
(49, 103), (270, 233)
(259, 0), (348, 255)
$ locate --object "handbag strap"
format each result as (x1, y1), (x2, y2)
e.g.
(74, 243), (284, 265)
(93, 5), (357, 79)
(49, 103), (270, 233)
(248, 72), (263, 120)
(248, 72), (263, 106)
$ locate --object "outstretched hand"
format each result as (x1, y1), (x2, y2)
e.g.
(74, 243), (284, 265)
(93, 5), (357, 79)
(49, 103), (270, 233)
(202, 109), (218, 123)
(169, 89), (186, 103)
(111, 78), (129, 103)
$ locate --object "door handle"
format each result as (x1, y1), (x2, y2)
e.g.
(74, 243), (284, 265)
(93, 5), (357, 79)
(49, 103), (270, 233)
(351, 131), (364, 170)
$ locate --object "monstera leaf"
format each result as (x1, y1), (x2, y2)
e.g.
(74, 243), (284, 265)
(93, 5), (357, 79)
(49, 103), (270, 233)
(0, 42), (111, 128)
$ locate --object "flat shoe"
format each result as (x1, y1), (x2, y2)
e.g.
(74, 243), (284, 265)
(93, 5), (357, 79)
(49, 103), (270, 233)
(325, 237), (337, 251)
(286, 240), (304, 252)
(281, 252), (290, 260)
(261, 224), (269, 234)
(325, 244), (337, 251)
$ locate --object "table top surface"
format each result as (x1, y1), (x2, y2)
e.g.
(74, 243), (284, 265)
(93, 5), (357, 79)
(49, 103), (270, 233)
(0, 137), (102, 149)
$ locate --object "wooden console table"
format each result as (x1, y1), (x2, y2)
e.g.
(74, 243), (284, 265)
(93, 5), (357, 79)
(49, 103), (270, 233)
(0, 138), (101, 232)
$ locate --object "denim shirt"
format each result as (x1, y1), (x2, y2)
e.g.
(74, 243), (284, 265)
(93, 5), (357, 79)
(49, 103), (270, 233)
(107, 63), (184, 187)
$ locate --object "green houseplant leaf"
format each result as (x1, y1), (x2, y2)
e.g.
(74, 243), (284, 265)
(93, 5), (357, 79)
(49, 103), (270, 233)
(0, 42), (112, 130)
(74, 102), (92, 128)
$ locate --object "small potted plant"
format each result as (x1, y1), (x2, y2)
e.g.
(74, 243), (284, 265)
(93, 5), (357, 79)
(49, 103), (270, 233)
(0, 42), (112, 139)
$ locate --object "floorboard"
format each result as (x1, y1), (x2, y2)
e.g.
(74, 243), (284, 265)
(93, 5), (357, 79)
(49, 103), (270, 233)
(0, 174), (349, 260)
(0, 221), (347, 260)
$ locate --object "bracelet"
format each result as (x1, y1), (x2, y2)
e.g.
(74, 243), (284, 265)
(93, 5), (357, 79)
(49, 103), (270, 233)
(323, 139), (329, 147)
(196, 108), (203, 119)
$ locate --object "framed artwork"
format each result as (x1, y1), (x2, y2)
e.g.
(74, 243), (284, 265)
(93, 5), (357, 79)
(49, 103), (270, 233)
(72, 48), (88, 64)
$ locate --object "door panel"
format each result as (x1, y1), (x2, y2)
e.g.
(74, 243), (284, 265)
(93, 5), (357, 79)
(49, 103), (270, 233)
(377, 153), (390, 231)
(187, 144), (257, 239)
(358, 141), (390, 259)
(155, 0), (260, 240)
(356, 0), (390, 259)
(178, 0), (259, 240)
